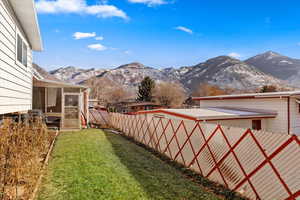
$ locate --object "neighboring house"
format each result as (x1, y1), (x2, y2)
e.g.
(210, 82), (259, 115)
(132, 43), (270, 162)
(113, 101), (163, 114)
(137, 91), (300, 135)
(0, 0), (42, 115)
(88, 99), (103, 108)
(193, 91), (300, 135)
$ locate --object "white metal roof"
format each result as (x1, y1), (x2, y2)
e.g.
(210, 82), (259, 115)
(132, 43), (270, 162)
(193, 90), (300, 100)
(9, 0), (43, 51)
(144, 107), (277, 121)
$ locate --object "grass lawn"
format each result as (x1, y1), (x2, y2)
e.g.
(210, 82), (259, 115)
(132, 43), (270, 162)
(37, 129), (221, 200)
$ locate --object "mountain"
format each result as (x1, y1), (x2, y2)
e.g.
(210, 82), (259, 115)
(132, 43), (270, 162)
(47, 53), (291, 94)
(92, 62), (181, 90)
(50, 66), (107, 84)
(33, 63), (60, 81)
(178, 56), (284, 91)
(245, 51), (300, 85)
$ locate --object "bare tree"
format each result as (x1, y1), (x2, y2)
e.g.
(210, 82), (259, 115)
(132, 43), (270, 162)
(86, 76), (101, 99)
(192, 83), (233, 97)
(154, 82), (186, 108)
(107, 87), (131, 104)
(86, 76), (131, 106)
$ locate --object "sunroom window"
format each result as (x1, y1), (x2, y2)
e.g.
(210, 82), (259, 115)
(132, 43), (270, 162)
(16, 34), (27, 67)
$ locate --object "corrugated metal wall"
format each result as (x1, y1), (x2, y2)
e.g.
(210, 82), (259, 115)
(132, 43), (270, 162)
(109, 113), (300, 200)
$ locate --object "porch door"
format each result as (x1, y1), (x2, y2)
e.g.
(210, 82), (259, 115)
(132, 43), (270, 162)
(63, 94), (80, 129)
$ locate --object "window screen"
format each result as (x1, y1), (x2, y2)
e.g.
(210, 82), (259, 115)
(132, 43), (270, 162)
(22, 42), (27, 66)
(16, 34), (28, 67)
(17, 35), (22, 63)
(47, 88), (62, 113)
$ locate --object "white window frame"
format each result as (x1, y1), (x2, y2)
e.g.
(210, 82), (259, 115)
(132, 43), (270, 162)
(15, 29), (28, 68)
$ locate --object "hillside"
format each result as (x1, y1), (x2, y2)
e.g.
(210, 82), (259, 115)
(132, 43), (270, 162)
(179, 56), (284, 91)
(50, 66), (107, 84)
(47, 52), (292, 93)
(245, 51), (300, 85)
(33, 63), (60, 81)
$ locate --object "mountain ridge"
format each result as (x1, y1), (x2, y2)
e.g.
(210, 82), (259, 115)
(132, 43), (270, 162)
(39, 51), (298, 93)
(245, 51), (300, 80)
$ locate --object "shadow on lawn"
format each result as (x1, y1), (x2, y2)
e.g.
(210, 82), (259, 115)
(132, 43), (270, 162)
(104, 130), (246, 200)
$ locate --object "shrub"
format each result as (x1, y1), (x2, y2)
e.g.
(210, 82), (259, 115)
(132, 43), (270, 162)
(0, 118), (56, 199)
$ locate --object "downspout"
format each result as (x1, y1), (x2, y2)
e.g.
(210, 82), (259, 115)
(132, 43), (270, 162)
(287, 97), (290, 134)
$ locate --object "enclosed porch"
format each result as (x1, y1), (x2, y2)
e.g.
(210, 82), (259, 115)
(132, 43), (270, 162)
(33, 78), (89, 130)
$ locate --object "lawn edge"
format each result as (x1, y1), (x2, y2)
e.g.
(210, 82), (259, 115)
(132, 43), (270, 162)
(30, 130), (60, 200)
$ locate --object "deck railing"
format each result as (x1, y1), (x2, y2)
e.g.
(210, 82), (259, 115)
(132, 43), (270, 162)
(109, 113), (300, 200)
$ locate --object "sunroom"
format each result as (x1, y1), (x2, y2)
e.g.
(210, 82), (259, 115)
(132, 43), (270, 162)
(32, 78), (89, 130)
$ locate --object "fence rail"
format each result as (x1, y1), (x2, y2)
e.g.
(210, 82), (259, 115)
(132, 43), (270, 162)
(109, 113), (300, 200)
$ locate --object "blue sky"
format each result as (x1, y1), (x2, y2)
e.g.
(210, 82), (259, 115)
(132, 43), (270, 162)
(34, 0), (300, 70)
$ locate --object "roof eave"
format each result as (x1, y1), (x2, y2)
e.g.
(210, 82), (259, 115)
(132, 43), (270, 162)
(192, 92), (300, 101)
(198, 114), (277, 121)
(9, 0), (43, 51)
(33, 77), (88, 89)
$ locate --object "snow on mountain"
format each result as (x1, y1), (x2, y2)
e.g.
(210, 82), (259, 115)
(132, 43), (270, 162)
(48, 52), (291, 94)
(33, 63), (61, 81)
(50, 66), (107, 84)
(245, 51), (300, 82)
(95, 63), (182, 91)
(179, 56), (285, 91)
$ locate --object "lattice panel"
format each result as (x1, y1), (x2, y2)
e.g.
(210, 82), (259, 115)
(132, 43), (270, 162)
(109, 113), (300, 200)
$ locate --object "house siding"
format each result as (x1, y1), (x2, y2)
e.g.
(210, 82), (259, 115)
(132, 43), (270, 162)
(0, 0), (33, 114)
(146, 112), (268, 131)
(289, 97), (300, 135)
(200, 98), (289, 134)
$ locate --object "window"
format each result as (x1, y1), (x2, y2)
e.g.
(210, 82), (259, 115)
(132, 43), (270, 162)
(47, 88), (62, 113)
(252, 120), (262, 130)
(33, 87), (45, 111)
(16, 34), (27, 67)
(17, 35), (22, 63)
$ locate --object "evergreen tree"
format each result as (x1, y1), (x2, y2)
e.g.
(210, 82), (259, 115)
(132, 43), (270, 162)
(137, 76), (155, 102)
(260, 85), (278, 93)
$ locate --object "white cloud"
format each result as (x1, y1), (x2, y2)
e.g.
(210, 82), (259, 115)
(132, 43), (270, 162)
(228, 52), (242, 59)
(175, 26), (193, 34)
(87, 43), (107, 51)
(85, 5), (128, 19)
(95, 36), (104, 41)
(36, 0), (128, 19)
(128, 0), (167, 6)
(73, 32), (96, 40)
(124, 50), (132, 55)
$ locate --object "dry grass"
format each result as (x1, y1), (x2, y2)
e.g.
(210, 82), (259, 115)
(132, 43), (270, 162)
(0, 118), (56, 200)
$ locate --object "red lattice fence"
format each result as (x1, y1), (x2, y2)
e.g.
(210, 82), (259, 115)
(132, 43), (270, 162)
(109, 113), (300, 200)
(89, 109), (110, 127)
